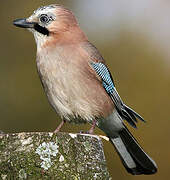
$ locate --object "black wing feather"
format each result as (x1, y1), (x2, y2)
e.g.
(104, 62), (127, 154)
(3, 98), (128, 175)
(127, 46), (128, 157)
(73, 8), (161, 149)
(91, 62), (145, 128)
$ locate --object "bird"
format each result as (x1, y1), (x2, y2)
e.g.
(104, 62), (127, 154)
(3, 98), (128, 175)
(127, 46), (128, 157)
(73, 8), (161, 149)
(13, 4), (157, 175)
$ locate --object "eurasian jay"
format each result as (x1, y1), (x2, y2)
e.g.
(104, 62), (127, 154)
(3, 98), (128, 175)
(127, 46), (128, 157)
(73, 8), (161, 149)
(13, 4), (157, 175)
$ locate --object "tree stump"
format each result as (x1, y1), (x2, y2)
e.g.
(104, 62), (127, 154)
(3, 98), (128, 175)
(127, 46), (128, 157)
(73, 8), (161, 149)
(0, 132), (111, 180)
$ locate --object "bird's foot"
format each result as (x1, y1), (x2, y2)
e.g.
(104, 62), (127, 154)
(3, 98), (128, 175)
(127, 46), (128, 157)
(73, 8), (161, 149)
(79, 119), (97, 135)
(88, 119), (97, 134)
(88, 128), (94, 135)
(54, 120), (65, 133)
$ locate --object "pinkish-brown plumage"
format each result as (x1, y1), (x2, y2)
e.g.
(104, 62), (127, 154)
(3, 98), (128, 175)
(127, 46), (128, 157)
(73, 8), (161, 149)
(32, 5), (114, 123)
(13, 4), (157, 175)
(37, 39), (114, 123)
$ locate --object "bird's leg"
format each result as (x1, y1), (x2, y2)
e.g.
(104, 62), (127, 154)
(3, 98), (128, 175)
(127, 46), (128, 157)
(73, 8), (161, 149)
(54, 120), (66, 133)
(88, 119), (97, 134)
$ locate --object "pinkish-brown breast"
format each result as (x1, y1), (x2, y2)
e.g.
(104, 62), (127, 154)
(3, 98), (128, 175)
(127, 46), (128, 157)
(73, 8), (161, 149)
(36, 40), (114, 124)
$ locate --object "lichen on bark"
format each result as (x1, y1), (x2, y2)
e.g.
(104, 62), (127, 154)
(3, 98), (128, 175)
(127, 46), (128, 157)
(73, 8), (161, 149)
(0, 132), (111, 179)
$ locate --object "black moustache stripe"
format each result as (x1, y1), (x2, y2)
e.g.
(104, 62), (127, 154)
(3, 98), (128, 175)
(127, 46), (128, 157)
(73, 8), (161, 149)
(34, 24), (49, 36)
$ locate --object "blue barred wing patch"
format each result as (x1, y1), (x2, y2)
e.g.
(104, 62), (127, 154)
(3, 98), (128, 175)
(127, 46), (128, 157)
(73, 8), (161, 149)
(91, 62), (115, 94)
(91, 62), (145, 128)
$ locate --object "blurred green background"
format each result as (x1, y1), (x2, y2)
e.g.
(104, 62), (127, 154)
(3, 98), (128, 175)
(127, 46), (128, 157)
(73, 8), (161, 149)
(1, 0), (170, 179)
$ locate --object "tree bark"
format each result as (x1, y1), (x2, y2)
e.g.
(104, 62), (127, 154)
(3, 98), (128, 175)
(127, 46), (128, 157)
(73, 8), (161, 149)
(0, 132), (111, 180)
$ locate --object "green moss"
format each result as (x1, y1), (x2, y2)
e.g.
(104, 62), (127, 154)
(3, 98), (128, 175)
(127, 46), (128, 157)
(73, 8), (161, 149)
(0, 133), (110, 179)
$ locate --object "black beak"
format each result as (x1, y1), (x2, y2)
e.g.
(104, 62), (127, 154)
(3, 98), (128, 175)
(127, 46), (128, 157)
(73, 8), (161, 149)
(13, 18), (35, 28)
(13, 18), (49, 36)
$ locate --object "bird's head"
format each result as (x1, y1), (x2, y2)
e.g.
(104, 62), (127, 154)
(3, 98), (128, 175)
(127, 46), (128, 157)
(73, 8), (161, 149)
(13, 5), (86, 49)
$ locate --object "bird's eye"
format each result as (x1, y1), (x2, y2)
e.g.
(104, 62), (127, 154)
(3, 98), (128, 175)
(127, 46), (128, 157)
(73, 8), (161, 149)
(40, 14), (50, 24)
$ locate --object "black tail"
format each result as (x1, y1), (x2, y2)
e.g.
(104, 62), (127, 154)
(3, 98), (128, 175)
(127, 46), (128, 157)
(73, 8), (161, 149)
(109, 128), (157, 175)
